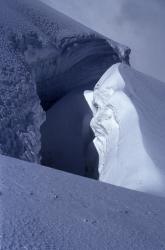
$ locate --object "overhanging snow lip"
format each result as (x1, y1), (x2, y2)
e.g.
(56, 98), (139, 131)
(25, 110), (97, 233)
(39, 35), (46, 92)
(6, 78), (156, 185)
(31, 35), (130, 110)
(6, 0), (131, 111)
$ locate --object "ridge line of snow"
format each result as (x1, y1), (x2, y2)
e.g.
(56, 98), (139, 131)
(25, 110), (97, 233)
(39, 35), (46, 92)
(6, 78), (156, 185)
(84, 63), (165, 197)
(84, 63), (124, 176)
(92, 63), (124, 175)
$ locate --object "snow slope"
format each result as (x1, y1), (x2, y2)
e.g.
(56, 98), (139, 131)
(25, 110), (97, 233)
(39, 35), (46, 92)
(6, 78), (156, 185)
(0, 0), (129, 163)
(84, 63), (165, 197)
(1, 154), (165, 250)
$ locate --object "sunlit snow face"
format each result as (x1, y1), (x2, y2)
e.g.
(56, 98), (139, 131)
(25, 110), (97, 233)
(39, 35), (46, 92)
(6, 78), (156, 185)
(84, 63), (165, 197)
(84, 65), (122, 174)
(89, 63), (124, 137)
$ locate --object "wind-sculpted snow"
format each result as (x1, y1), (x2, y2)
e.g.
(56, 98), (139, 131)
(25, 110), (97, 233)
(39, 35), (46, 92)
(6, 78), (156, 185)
(0, 0), (130, 162)
(85, 63), (165, 197)
(1, 154), (165, 249)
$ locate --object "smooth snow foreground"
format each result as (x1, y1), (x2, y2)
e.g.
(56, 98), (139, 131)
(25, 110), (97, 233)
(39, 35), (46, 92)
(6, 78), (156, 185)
(1, 154), (165, 249)
(84, 63), (165, 197)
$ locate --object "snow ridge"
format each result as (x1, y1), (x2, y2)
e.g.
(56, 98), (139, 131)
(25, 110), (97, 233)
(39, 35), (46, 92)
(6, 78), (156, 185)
(90, 64), (124, 175)
(84, 63), (165, 197)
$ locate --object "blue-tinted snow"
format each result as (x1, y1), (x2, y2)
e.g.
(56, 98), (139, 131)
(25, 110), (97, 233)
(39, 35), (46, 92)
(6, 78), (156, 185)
(1, 154), (165, 250)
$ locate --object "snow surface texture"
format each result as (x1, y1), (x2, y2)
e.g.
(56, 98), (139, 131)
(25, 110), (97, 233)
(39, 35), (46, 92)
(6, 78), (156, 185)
(1, 154), (165, 250)
(84, 63), (165, 197)
(0, 0), (129, 163)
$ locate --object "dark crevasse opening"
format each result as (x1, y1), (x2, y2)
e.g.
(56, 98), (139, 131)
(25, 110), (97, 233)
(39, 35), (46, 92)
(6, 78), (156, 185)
(31, 36), (127, 178)
(33, 37), (123, 110)
(9, 32), (126, 178)
(13, 31), (124, 178)
(36, 38), (124, 178)
(38, 41), (119, 179)
(4, 0), (130, 177)
(40, 88), (99, 178)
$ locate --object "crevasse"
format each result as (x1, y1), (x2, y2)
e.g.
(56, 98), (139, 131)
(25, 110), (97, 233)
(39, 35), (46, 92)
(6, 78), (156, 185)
(0, 0), (129, 163)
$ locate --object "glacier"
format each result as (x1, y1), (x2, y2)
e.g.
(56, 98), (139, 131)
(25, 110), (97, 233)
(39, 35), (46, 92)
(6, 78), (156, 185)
(0, 0), (129, 164)
(85, 63), (165, 197)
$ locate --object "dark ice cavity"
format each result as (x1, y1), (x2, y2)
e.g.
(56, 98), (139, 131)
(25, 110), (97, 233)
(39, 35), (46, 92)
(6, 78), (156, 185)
(41, 88), (99, 178)
(0, 0), (130, 164)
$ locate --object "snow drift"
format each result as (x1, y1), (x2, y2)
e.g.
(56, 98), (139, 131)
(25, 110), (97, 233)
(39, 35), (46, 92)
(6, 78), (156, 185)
(1, 154), (165, 249)
(85, 63), (165, 197)
(0, 0), (129, 163)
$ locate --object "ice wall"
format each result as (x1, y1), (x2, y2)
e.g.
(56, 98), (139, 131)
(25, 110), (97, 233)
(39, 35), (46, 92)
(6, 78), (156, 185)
(0, 0), (130, 163)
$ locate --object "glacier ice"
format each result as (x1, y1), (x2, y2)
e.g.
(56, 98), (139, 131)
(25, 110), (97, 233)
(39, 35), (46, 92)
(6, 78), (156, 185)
(0, 0), (129, 163)
(85, 63), (165, 197)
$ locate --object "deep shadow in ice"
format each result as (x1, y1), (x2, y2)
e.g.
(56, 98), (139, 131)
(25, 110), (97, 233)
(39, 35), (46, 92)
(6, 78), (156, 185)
(40, 87), (99, 178)
(0, 0), (130, 166)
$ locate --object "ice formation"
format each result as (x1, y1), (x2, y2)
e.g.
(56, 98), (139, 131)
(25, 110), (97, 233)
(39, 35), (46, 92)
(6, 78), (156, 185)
(0, 0), (129, 163)
(85, 63), (165, 197)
